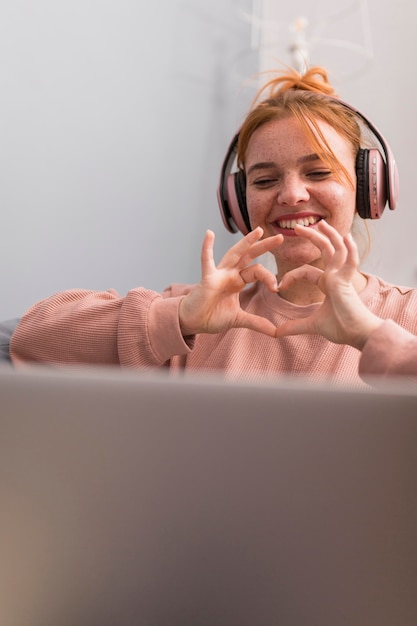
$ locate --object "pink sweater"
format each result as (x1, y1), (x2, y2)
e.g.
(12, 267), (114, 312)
(10, 274), (417, 387)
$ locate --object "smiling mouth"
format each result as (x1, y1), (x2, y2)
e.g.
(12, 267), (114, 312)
(276, 216), (323, 229)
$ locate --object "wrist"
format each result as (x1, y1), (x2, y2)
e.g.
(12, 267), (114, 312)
(178, 296), (198, 337)
(351, 316), (384, 351)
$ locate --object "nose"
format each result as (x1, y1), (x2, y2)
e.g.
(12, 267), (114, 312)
(276, 173), (310, 205)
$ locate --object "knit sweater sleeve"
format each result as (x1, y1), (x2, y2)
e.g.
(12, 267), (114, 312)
(359, 319), (417, 380)
(10, 287), (193, 367)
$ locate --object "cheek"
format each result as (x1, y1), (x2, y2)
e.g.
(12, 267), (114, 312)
(245, 191), (268, 227)
(321, 186), (357, 226)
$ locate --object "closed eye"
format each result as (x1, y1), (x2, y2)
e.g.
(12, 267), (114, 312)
(306, 170), (332, 180)
(251, 178), (279, 188)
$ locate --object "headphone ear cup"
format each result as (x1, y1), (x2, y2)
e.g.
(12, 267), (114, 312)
(217, 132), (252, 235)
(225, 171), (251, 235)
(234, 171), (251, 234)
(355, 149), (369, 219)
(355, 148), (387, 219)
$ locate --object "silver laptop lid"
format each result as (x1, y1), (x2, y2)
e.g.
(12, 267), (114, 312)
(1, 365), (416, 626)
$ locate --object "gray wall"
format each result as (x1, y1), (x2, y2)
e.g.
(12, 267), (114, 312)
(1, 0), (416, 320)
(0, 0), (254, 319)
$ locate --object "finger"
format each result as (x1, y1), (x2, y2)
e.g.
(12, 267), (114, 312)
(296, 223), (361, 280)
(315, 220), (349, 266)
(240, 263), (278, 292)
(218, 229), (283, 270)
(293, 221), (334, 248)
(294, 222), (346, 266)
(218, 227), (264, 269)
(316, 219), (346, 251)
(200, 230), (217, 275)
(317, 223), (360, 278)
(244, 233), (284, 262)
(344, 232), (360, 268)
(293, 223), (336, 264)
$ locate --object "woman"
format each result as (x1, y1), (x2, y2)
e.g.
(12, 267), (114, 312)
(10, 67), (417, 385)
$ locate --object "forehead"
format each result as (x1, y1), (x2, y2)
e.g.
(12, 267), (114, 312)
(244, 116), (353, 166)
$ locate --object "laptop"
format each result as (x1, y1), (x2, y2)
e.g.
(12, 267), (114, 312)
(1, 364), (416, 626)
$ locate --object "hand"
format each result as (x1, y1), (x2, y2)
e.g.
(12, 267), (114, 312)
(275, 220), (383, 350)
(179, 227), (283, 337)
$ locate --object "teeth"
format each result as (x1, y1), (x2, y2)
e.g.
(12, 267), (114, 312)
(278, 216), (320, 229)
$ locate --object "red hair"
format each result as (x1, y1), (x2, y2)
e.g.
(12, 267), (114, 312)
(237, 66), (362, 188)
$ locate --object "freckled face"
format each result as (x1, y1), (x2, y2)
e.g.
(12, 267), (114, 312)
(244, 116), (357, 271)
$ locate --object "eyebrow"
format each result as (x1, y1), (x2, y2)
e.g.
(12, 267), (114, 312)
(246, 153), (321, 176)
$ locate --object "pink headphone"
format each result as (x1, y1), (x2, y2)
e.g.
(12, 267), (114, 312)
(217, 98), (399, 234)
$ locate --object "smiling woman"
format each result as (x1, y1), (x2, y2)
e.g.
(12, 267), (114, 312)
(10, 65), (417, 386)
(243, 115), (359, 284)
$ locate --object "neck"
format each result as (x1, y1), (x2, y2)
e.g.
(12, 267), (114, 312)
(276, 268), (367, 306)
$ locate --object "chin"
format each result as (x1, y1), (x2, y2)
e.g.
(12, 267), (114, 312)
(273, 241), (322, 268)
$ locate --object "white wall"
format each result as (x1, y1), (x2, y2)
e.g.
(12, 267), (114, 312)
(1, 0), (416, 320)
(0, 0), (255, 319)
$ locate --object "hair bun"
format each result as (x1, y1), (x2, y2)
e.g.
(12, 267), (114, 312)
(256, 65), (337, 102)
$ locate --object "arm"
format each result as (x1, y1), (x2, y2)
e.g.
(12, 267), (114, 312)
(275, 221), (417, 378)
(10, 288), (193, 367)
(359, 320), (417, 379)
(11, 228), (283, 367)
